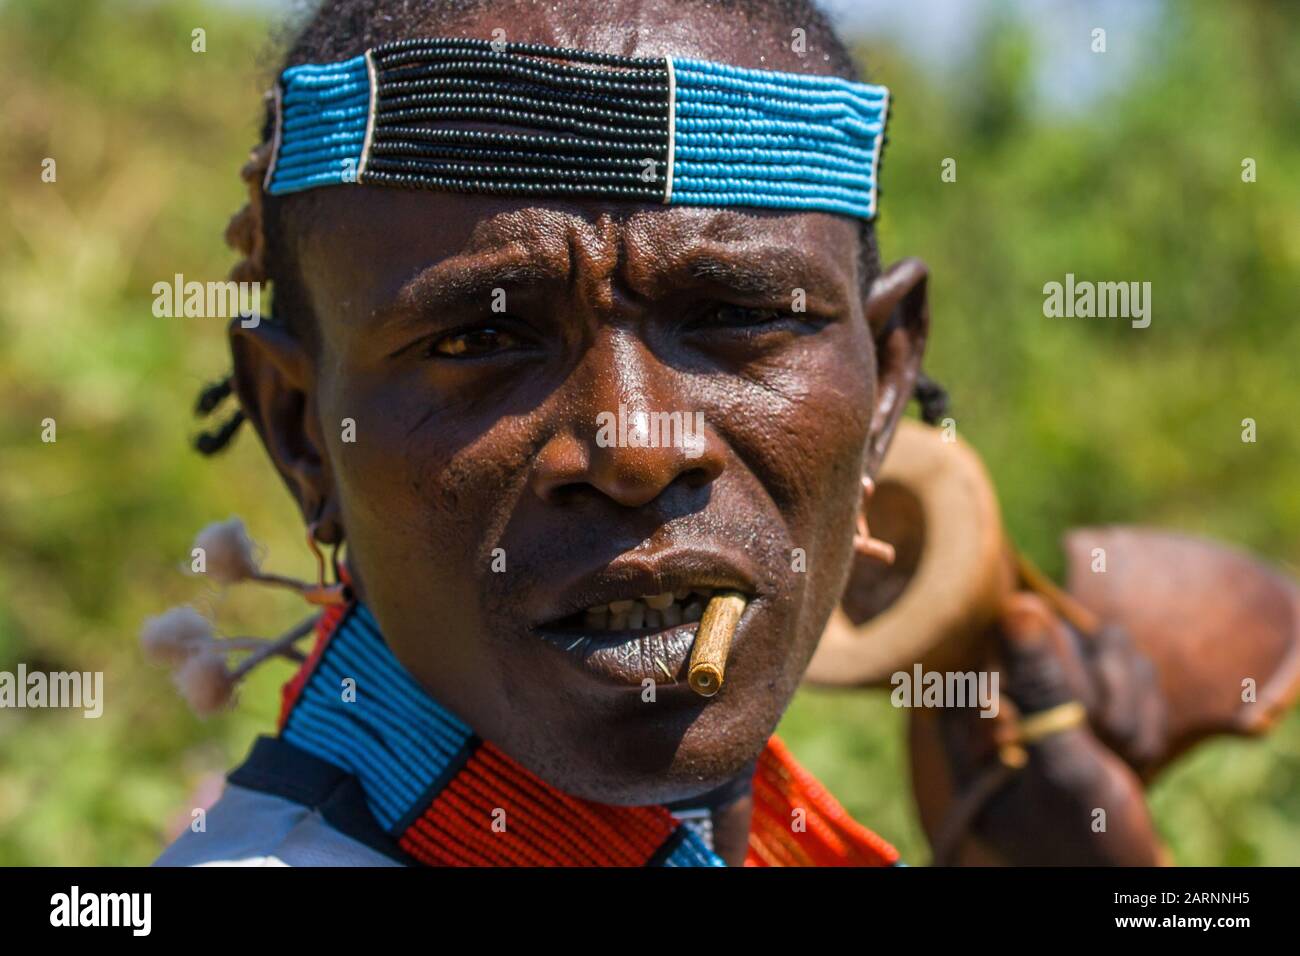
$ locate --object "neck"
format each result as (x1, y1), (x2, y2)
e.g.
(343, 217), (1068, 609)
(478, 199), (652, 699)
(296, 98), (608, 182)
(663, 757), (758, 865)
(276, 601), (899, 867)
(712, 792), (755, 866)
(281, 601), (729, 866)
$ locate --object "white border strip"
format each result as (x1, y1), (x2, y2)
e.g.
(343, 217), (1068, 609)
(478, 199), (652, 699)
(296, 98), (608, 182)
(663, 55), (677, 204)
(869, 87), (889, 218)
(263, 85), (284, 192)
(357, 49), (379, 181)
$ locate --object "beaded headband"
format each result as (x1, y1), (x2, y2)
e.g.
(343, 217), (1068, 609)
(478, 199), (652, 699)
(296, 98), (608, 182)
(264, 37), (890, 220)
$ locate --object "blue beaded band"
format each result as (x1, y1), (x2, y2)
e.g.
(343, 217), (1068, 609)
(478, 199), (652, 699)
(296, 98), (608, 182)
(264, 37), (889, 220)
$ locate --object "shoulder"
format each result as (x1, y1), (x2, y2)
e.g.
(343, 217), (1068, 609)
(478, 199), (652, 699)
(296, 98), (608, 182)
(154, 782), (395, 867)
(153, 737), (404, 868)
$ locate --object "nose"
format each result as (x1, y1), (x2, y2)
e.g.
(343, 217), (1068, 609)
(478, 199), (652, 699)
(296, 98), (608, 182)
(530, 330), (725, 509)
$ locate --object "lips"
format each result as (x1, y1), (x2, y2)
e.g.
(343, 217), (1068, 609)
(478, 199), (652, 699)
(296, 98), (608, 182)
(551, 588), (717, 632)
(531, 549), (759, 688)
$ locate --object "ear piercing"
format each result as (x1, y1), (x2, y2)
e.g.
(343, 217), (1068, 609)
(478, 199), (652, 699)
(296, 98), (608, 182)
(300, 519), (349, 607)
(854, 476), (896, 566)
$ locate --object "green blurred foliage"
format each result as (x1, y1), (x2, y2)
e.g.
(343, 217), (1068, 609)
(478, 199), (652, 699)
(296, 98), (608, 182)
(0, 0), (1296, 865)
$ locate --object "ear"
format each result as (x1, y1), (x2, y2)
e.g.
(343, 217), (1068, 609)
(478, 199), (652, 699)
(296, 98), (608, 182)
(227, 317), (339, 538)
(863, 257), (930, 475)
(852, 476), (897, 565)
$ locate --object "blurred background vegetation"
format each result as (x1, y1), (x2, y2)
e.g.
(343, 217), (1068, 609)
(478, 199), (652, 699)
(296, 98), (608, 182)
(0, 0), (1296, 865)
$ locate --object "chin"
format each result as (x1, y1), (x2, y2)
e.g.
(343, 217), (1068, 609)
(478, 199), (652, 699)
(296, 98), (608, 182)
(502, 668), (795, 806)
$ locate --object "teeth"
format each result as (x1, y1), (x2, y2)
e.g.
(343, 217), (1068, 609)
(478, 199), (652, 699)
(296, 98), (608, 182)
(572, 588), (719, 632)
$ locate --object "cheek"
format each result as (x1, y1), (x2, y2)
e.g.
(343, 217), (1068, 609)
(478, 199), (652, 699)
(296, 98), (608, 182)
(316, 371), (535, 593)
(750, 334), (877, 652)
(721, 330), (876, 543)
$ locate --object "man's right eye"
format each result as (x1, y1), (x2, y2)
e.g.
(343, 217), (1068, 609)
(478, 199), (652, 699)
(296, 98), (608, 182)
(423, 325), (523, 359)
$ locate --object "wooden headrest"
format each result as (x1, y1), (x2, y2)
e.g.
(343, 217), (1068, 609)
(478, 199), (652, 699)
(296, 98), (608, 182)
(804, 419), (1012, 687)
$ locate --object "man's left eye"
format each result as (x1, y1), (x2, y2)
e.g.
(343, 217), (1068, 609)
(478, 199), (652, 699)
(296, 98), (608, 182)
(424, 326), (522, 359)
(706, 305), (792, 328)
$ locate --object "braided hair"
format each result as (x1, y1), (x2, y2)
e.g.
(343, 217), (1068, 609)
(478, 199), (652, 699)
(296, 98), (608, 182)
(195, 0), (948, 453)
(195, 137), (273, 452)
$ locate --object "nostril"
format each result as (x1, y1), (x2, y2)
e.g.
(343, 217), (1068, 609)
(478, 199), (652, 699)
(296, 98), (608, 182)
(530, 415), (726, 508)
(530, 432), (591, 504)
(679, 462), (721, 490)
(541, 480), (598, 507)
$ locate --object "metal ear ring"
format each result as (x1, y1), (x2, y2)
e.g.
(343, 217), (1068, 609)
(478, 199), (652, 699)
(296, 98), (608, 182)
(302, 519), (349, 607)
(855, 477), (896, 566)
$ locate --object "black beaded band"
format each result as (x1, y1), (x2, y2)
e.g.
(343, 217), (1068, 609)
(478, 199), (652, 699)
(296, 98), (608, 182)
(267, 35), (890, 220)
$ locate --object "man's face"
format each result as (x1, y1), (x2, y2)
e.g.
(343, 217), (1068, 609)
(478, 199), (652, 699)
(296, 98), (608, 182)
(241, 3), (925, 804)
(301, 195), (871, 802)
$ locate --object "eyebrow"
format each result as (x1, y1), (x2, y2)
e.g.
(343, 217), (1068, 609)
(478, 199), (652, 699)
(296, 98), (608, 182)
(371, 238), (851, 333)
(667, 247), (851, 303)
(373, 252), (566, 332)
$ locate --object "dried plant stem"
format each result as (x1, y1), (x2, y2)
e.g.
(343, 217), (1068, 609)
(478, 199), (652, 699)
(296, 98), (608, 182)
(230, 616), (317, 680)
(209, 636), (308, 663)
(210, 637), (283, 652)
(249, 571), (315, 596)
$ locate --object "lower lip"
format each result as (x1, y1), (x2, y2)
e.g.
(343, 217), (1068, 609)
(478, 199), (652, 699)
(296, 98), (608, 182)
(535, 609), (750, 689)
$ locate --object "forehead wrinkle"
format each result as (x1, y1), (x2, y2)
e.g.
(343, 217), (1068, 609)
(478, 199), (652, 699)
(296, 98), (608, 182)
(620, 212), (856, 303)
(398, 208), (624, 319)
(346, 206), (575, 322)
(456, 206), (573, 258)
(564, 214), (623, 315)
(396, 246), (565, 314)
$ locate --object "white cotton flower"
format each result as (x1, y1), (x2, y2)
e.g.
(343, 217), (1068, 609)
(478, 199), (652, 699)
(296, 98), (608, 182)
(173, 649), (236, 716)
(140, 606), (215, 666)
(193, 517), (260, 585)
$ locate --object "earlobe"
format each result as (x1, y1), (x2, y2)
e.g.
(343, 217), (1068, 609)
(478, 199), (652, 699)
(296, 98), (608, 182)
(227, 317), (333, 523)
(853, 476), (896, 565)
(863, 257), (931, 474)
